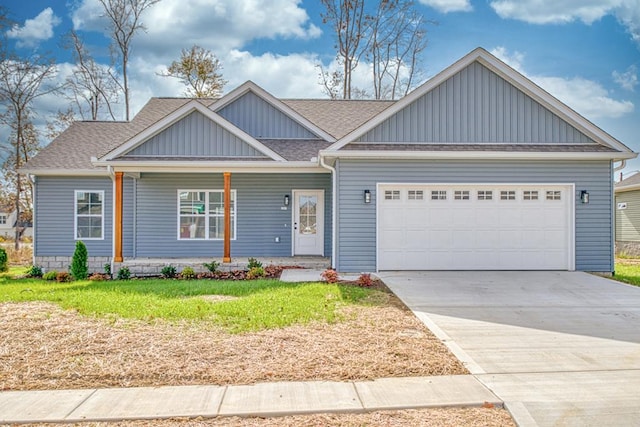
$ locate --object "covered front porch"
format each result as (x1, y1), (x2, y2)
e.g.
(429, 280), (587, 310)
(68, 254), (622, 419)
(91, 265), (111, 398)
(114, 256), (330, 277)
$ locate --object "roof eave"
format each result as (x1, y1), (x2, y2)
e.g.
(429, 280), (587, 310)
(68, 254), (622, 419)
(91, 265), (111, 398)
(91, 159), (326, 173)
(320, 150), (636, 161)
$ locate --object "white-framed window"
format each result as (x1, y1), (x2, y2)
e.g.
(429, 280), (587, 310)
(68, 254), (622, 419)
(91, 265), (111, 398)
(431, 190), (447, 200)
(178, 190), (236, 240)
(477, 190), (493, 200)
(384, 190), (400, 200)
(75, 190), (104, 240)
(0, 214), (6, 225)
(546, 190), (561, 200)
(523, 190), (539, 200)
(500, 190), (516, 200)
(454, 190), (470, 200)
(408, 190), (424, 200)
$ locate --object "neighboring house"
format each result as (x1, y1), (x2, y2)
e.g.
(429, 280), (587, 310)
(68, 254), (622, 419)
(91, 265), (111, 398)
(0, 209), (33, 239)
(615, 173), (640, 255)
(22, 48), (635, 274)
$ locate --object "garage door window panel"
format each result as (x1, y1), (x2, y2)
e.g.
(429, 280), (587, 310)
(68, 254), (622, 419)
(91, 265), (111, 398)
(454, 190), (470, 200)
(478, 190), (493, 200)
(431, 190), (447, 200)
(500, 190), (516, 200)
(546, 191), (561, 200)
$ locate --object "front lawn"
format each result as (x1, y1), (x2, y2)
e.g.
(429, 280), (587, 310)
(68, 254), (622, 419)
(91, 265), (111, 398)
(614, 261), (640, 287)
(0, 269), (372, 333)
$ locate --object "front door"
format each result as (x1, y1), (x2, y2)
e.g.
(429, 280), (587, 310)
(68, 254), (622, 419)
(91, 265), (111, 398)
(293, 190), (324, 255)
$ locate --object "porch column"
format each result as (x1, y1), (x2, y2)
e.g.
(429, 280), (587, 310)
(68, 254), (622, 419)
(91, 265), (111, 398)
(114, 172), (123, 262)
(223, 172), (231, 263)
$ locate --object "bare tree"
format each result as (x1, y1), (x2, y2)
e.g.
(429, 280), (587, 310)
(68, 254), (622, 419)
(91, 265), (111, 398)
(161, 45), (227, 98)
(368, 0), (428, 100)
(45, 108), (76, 141)
(97, 0), (159, 121)
(316, 64), (343, 99)
(0, 54), (58, 249)
(64, 31), (119, 120)
(320, 0), (367, 99)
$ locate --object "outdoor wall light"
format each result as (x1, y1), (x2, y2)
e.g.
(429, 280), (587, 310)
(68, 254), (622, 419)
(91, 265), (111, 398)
(364, 189), (371, 204)
(284, 195), (290, 206)
(580, 190), (589, 204)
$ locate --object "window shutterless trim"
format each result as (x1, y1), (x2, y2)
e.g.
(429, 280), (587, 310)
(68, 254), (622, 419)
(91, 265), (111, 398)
(74, 190), (105, 240)
(177, 189), (237, 241)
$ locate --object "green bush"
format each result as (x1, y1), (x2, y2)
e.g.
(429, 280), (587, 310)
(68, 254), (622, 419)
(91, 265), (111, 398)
(161, 265), (177, 279)
(104, 263), (112, 276)
(0, 248), (8, 272)
(203, 260), (219, 273)
(70, 241), (88, 280)
(117, 266), (131, 280)
(181, 266), (196, 280)
(247, 257), (262, 269)
(27, 265), (43, 278)
(43, 271), (58, 281)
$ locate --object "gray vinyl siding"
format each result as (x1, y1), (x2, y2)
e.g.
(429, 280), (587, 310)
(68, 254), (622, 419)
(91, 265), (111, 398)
(34, 176), (112, 257)
(218, 91), (317, 139)
(133, 173), (331, 258)
(335, 159), (613, 272)
(358, 62), (593, 144)
(124, 111), (264, 157)
(615, 190), (640, 241)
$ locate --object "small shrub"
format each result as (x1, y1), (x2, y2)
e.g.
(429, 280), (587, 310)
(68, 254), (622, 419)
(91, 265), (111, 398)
(104, 263), (112, 276)
(203, 260), (219, 273)
(246, 266), (265, 279)
(357, 273), (373, 287)
(0, 248), (8, 272)
(70, 241), (88, 280)
(321, 268), (339, 283)
(181, 266), (196, 280)
(43, 271), (58, 281)
(161, 265), (177, 279)
(56, 272), (72, 283)
(26, 265), (43, 278)
(117, 266), (131, 280)
(88, 273), (109, 281)
(247, 257), (262, 269)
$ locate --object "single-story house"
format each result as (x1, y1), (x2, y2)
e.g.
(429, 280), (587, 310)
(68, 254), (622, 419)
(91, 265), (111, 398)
(22, 48), (636, 274)
(615, 173), (640, 256)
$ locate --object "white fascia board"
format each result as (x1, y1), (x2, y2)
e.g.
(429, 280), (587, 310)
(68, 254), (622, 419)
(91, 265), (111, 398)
(615, 185), (640, 193)
(99, 101), (286, 162)
(19, 168), (110, 176)
(327, 47), (635, 156)
(319, 149), (636, 161)
(211, 81), (336, 142)
(95, 160), (327, 174)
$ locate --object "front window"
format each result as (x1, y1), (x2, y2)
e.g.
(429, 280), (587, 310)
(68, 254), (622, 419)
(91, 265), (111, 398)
(178, 190), (236, 240)
(75, 191), (104, 239)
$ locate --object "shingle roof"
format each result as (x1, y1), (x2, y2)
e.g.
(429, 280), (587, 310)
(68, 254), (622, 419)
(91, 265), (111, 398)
(259, 139), (332, 161)
(616, 172), (640, 189)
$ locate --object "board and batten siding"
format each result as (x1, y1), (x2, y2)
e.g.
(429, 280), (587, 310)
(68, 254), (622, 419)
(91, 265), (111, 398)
(124, 111), (264, 158)
(615, 190), (640, 241)
(34, 176), (113, 257)
(217, 91), (317, 139)
(132, 173), (331, 258)
(335, 159), (613, 272)
(357, 62), (593, 144)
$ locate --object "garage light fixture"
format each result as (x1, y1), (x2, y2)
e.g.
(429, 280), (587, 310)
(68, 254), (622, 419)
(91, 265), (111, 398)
(580, 190), (589, 204)
(364, 190), (371, 204)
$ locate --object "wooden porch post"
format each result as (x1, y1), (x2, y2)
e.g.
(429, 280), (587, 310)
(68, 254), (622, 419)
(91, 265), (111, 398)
(114, 172), (123, 262)
(223, 172), (231, 262)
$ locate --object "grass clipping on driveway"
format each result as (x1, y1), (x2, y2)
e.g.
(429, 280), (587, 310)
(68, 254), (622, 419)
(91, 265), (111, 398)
(0, 281), (466, 391)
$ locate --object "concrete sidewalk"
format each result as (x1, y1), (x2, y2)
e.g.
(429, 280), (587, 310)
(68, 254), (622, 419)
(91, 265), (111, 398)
(0, 376), (501, 424)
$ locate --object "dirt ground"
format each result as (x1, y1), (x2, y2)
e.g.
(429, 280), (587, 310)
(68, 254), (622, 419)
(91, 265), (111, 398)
(0, 287), (514, 426)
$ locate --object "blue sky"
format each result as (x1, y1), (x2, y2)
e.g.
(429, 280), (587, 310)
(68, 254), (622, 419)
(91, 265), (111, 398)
(2, 0), (639, 175)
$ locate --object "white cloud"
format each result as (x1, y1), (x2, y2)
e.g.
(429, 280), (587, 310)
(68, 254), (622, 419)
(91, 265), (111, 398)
(418, 0), (472, 13)
(6, 8), (61, 48)
(613, 65), (638, 92)
(491, 47), (634, 119)
(72, 0), (321, 59)
(489, 0), (640, 44)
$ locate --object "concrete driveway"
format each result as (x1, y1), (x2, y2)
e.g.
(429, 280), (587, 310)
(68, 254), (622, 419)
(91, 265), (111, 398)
(378, 271), (640, 427)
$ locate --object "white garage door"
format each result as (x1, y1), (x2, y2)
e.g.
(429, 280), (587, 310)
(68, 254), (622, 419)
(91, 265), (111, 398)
(377, 184), (573, 270)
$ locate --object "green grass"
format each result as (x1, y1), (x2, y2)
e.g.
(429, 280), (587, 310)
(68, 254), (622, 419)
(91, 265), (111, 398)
(0, 269), (379, 333)
(614, 263), (640, 287)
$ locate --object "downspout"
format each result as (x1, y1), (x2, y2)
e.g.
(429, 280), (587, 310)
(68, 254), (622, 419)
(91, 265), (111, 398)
(319, 155), (336, 269)
(27, 174), (36, 266)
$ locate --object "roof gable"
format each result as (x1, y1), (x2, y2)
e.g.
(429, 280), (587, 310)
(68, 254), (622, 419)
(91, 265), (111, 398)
(327, 48), (633, 155)
(100, 101), (285, 162)
(212, 81), (335, 142)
